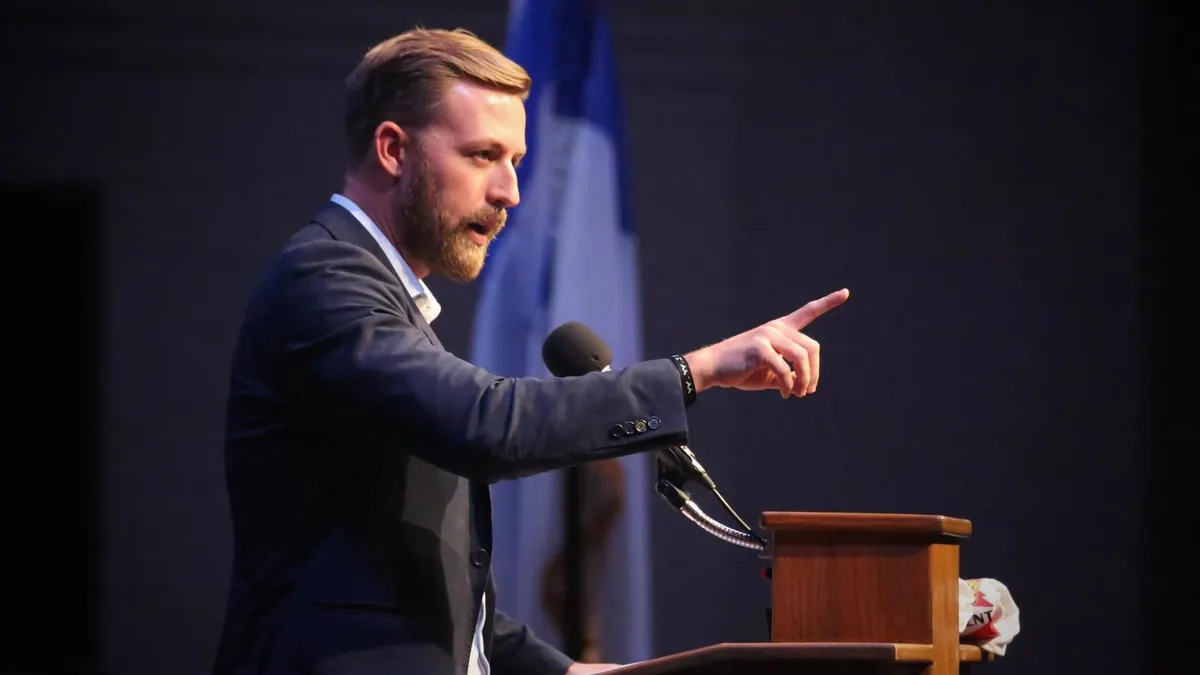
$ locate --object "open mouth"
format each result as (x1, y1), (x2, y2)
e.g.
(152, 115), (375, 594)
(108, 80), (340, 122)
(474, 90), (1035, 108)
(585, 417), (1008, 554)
(467, 222), (491, 244)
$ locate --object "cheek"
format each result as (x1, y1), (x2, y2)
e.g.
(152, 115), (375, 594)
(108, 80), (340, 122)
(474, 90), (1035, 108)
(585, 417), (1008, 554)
(435, 164), (488, 211)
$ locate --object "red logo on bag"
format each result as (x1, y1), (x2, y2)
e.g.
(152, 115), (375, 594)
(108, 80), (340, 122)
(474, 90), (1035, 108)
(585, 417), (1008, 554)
(963, 580), (999, 638)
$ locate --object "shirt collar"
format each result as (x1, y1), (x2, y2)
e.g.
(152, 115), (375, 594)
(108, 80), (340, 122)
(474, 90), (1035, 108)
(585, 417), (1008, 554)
(330, 193), (441, 324)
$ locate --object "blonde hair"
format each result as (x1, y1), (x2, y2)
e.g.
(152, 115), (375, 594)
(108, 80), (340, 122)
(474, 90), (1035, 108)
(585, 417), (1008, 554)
(343, 27), (532, 164)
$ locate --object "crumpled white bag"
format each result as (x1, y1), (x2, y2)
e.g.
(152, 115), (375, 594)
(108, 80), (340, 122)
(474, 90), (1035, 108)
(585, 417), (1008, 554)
(958, 578), (1020, 656)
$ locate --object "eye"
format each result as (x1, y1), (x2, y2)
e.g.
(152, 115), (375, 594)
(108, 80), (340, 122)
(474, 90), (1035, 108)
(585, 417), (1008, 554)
(471, 150), (495, 163)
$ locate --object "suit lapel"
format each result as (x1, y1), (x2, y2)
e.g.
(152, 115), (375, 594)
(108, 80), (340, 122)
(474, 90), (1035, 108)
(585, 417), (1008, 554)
(311, 201), (443, 349)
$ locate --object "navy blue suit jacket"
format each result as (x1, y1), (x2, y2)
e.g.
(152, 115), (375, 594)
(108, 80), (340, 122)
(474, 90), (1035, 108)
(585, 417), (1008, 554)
(211, 201), (690, 675)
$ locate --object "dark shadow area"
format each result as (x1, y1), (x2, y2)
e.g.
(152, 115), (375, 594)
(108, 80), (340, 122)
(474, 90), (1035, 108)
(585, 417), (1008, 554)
(1142, 0), (1197, 670)
(0, 184), (103, 675)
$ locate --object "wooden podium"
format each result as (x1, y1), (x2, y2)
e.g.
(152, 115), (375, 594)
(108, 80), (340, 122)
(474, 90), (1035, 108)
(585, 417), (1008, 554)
(607, 512), (997, 675)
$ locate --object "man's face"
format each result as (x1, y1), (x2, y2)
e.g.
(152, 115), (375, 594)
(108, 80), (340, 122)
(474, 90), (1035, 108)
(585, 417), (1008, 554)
(394, 80), (526, 282)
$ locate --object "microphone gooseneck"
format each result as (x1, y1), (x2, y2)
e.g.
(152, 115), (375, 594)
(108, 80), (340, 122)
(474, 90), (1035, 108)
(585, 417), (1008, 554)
(655, 480), (764, 551)
(652, 446), (763, 547)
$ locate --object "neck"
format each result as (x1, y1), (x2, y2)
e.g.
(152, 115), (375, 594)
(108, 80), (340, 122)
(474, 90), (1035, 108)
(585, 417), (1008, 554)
(341, 170), (431, 278)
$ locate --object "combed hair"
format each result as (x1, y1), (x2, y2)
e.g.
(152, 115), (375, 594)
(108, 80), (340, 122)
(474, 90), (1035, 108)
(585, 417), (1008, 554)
(343, 27), (531, 165)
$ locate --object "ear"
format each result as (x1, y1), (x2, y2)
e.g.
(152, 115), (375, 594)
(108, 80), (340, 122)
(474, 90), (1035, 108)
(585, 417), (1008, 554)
(373, 121), (408, 179)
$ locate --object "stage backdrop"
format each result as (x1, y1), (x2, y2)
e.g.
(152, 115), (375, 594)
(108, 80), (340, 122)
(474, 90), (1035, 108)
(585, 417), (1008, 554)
(0, 1), (1155, 675)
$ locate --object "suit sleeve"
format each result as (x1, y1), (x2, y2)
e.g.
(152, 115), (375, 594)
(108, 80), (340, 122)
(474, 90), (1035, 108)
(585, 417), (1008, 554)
(489, 609), (574, 675)
(259, 239), (690, 482)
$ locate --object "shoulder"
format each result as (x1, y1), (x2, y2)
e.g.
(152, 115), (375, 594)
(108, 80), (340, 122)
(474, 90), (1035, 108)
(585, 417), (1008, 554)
(241, 223), (410, 331)
(252, 224), (395, 297)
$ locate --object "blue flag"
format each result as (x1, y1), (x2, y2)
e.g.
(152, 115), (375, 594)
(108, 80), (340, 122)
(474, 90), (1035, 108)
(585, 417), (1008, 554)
(469, 0), (652, 663)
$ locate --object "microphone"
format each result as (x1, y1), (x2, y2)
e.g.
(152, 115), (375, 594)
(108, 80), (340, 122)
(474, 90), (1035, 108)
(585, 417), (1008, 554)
(541, 322), (715, 490)
(540, 321), (765, 550)
(542, 321), (613, 377)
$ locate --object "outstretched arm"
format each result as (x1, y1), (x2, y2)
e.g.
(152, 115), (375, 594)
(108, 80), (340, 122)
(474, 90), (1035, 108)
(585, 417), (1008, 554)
(257, 239), (690, 482)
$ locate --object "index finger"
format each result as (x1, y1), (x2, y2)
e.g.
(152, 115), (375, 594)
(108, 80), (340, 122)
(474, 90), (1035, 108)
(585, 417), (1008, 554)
(785, 288), (850, 328)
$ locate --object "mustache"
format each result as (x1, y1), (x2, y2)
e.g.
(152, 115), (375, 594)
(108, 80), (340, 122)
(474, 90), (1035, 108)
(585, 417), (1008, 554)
(462, 207), (507, 232)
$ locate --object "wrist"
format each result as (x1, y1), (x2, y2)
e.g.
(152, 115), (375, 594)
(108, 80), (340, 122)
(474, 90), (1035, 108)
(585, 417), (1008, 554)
(679, 349), (712, 394)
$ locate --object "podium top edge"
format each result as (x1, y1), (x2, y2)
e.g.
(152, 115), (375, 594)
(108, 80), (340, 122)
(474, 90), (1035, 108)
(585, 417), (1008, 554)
(759, 511), (972, 538)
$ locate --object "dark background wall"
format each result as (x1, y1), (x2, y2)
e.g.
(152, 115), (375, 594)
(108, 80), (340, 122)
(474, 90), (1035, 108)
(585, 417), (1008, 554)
(1, 1), (1191, 674)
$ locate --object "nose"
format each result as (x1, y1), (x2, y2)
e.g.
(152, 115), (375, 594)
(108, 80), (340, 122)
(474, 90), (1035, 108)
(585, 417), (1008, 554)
(487, 163), (520, 209)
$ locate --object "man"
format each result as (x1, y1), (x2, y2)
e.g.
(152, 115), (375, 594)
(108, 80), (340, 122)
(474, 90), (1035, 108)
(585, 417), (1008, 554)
(212, 27), (849, 675)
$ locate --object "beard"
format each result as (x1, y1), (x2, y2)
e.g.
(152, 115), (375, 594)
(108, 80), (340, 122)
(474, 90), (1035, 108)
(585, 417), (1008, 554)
(394, 153), (506, 283)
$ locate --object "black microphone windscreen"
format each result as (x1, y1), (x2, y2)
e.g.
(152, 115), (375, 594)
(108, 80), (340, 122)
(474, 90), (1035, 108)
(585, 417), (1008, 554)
(542, 322), (613, 377)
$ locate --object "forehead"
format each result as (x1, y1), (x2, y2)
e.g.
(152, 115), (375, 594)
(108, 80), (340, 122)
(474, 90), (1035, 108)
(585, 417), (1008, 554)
(429, 80), (527, 151)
